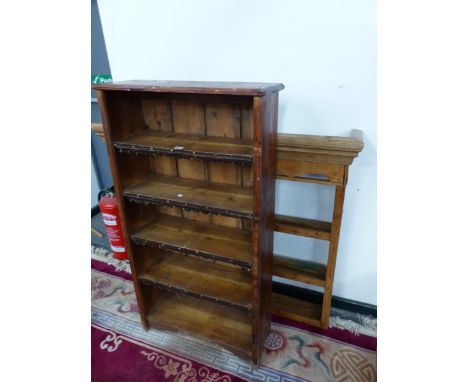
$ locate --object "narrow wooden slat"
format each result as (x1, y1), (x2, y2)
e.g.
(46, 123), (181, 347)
(138, 251), (251, 310)
(146, 289), (252, 358)
(271, 292), (322, 328)
(170, 100), (210, 223)
(320, 186), (346, 328)
(131, 214), (252, 268)
(274, 215), (331, 240)
(206, 102), (243, 228)
(273, 255), (326, 287)
(123, 174), (253, 218)
(114, 130), (253, 164)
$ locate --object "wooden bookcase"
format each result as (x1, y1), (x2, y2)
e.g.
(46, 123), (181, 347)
(94, 80), (284, 367)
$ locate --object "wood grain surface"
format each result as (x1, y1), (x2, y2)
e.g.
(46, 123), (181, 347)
(138, 250), (251, 310)
(93, 80), (284, 96)
(131, 214), (253, 268)
(145, 288), (252, 358)
(123, 174), (253, 218)
(273, 255), (327, 287)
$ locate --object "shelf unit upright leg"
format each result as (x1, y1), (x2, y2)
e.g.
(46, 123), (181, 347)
(320, 168), (348, 329)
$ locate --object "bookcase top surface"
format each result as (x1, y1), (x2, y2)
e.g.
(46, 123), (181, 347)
(93, 80), (285, 96)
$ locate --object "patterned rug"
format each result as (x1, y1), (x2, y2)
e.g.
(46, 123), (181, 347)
(91, 256), (376, 381)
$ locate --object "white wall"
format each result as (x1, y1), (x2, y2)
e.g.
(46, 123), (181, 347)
(98, 0), (376, 304)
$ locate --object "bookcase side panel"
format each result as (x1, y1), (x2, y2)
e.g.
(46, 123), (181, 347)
(251, 92), (279, 366)
(96, 89), (149, 328)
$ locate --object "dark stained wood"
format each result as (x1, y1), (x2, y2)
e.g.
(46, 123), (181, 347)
(274, 215), (331, 240)
(104, 91), (146, 140)
(138, 250), (251, 310)
(320, 186), (346, 328)
(131, 214), (253, 269)
(145, 288), (252, 358)
(240, 105), (254, 231)
(205, 102), (243, 228)
(114, 130), (253, 164)
(251, 92), (278, 366)
(93, 80), (285, 96)
(115, 151), (152, 189)
(95, 90), (149, 329)
(95, 81), (284, 368)
(171, 100), (211, 223)
(141, 97), (173, 131)
(123, 174), (253, 218)
(271, 292), (322, 327)
(273, 255), (326, 287)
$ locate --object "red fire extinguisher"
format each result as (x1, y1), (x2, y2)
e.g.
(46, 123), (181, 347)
(98, 188), (128, 260)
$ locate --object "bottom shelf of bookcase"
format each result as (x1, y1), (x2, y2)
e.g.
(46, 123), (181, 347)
(144, 288), (252, 358)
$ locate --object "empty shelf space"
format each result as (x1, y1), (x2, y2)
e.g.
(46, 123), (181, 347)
(114, 130), (254, 164)
(274, 215), (331, 240)
(138, 251), (252, 310)
(273, 255), (326, 287)
(272, 292), (322, 328)
(124, 174), (253, 218)
(131, 214), (252, 269)
(146, 290), (252, 357)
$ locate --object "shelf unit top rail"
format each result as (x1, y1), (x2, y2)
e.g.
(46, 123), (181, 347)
(124, 174), (253, 219)
(277, 132), (363, 165)
(93, 80), (284, 96)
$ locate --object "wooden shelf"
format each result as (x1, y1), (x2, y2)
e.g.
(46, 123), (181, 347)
(131, 214), (252, 269)
(124, 174), (253, 219)
(147, 290), (252, 357)
(138, 251), (251, 310)
(114, 130), (253, 164)
(275, 215), (331, 241)
(96, 80), (284, 366)
(273, 255), (326, 287)
(272, 292), (322, 328)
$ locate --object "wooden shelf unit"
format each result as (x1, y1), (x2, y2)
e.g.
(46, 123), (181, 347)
(273, 131), (363, 329)
(91, 110), (364, 332)
(94, 80), (284, 367)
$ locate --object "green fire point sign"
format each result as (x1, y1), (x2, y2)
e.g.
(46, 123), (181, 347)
(92, 74), (112, 84)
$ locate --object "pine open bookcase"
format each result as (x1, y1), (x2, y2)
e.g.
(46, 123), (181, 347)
(93, 80), (284, 367)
